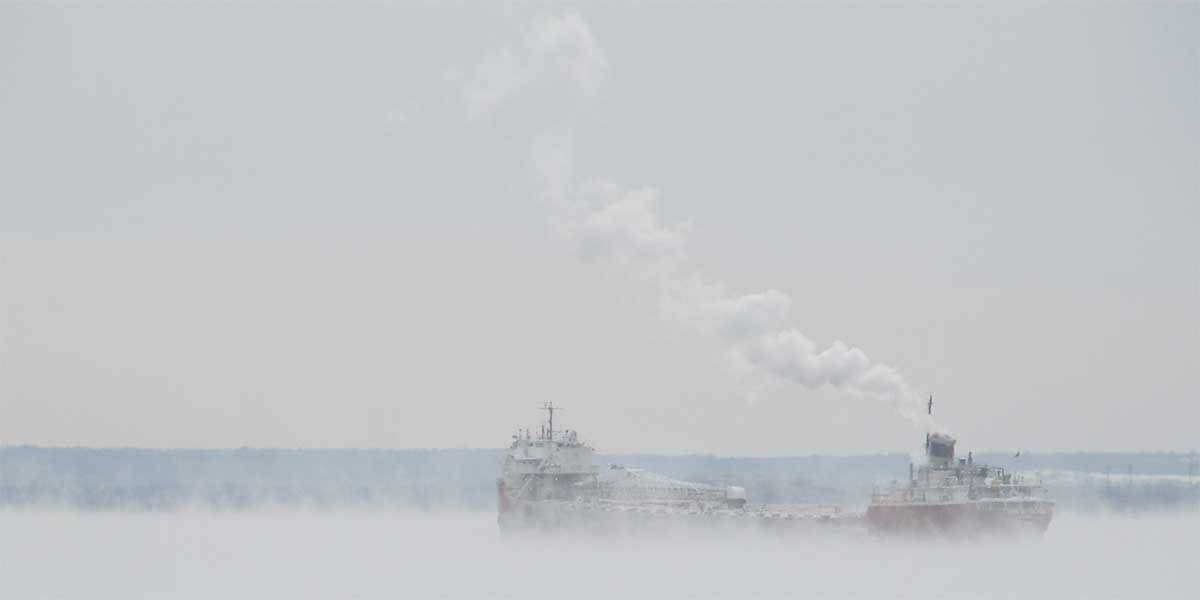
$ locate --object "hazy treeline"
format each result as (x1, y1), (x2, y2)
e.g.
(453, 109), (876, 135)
(0, 447), (501, 511)
(1, 446), (1196, 512)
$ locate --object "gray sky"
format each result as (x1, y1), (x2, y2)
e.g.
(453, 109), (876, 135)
(1, 2), (1196, 454)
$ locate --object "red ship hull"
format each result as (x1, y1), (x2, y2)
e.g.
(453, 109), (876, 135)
(867, 499), (1053, 538)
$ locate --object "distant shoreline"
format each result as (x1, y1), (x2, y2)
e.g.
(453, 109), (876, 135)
(1, 447), (1197, 513)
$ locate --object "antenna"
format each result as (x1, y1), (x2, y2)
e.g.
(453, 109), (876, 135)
(927, 394), (933, 416)
(539, 402), (563, 440)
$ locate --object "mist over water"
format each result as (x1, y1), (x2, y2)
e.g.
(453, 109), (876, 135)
(2, 511), (1194, 599)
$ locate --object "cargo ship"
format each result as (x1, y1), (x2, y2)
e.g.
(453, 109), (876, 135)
(499, 402), (1051, 539)
(497, 404), (857, 536)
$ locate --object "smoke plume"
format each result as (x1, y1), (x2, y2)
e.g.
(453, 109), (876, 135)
(463, 14), (936, 432)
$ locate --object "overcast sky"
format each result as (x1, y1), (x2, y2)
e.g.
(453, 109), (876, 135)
(1, 2), (1196, 455)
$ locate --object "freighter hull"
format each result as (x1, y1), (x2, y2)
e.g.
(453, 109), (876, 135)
(866, 499), (1053, 538)
(500, 497), (861, 538)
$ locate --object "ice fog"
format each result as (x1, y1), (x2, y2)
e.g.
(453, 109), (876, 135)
(1, 511), (1195, 599)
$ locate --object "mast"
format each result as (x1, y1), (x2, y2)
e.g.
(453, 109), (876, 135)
(540, 402), (561, 440)
(925, 395), (933, 454)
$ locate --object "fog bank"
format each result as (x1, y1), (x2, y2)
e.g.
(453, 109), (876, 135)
(0, 511), (1194, 599)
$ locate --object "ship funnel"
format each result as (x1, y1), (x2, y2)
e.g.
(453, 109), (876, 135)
(927, 432), (956, 469)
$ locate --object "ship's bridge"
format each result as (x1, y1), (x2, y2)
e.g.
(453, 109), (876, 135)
(506, 430), (593, 476)
(505, 403), (594, 478)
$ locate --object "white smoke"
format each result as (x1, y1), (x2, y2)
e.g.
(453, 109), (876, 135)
(463, 14), (936, 432)
(459, 13), (607, 121)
